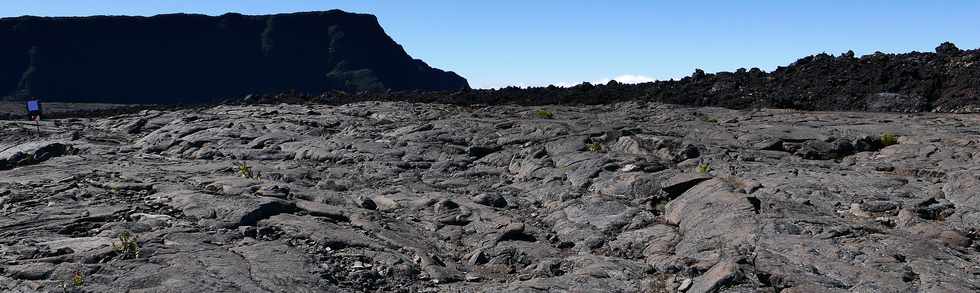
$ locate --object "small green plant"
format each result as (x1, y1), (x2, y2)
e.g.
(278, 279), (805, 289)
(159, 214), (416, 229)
(59, 271), (85, 292)
(112, 231), (141, 259)
(880, 132), (898, 146)
(534, 109), (555, 119)
(237, 162), (257, 179)
(696, 162), (712, 175)
(72, 271), (84, 287)
(702, 116), (719, 123)
(586, 142), (603, 152)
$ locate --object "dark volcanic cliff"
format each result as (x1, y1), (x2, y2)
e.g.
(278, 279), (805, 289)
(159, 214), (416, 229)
(0, 10), (469, 103)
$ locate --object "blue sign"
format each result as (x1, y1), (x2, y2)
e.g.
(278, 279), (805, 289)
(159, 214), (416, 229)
(27, 100), (40, 112)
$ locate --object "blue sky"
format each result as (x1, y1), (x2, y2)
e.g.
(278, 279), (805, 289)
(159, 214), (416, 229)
(2, 1), (979, 89)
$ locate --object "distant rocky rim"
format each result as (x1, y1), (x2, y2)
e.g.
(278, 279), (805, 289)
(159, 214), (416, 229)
(238, 42), (980, 113)
(2, 10), (976, 114)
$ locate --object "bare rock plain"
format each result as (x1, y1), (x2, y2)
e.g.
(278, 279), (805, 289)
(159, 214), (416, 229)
(2, 101), (980, 292)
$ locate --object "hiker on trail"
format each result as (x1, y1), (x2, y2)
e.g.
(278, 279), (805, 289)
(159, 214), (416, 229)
(26, 98), (42, 137)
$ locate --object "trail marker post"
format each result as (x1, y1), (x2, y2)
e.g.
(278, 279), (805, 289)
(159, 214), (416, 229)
(26, 99), (42, 137)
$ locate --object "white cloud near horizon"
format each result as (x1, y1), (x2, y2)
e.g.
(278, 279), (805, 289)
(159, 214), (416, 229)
(504, 74), (658, 89)
(594, 74), (657, 85)
(478, 74), (659, 89)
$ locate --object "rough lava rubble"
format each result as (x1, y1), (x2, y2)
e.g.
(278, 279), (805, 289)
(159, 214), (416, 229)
(1, 101), (980, 292)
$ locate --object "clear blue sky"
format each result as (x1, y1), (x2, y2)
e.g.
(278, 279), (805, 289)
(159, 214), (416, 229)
(3, 1), (979, 89)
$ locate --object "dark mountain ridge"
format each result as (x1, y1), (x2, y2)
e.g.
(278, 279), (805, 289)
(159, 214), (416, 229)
(260, 42), (979, 113)
(2, 8), (976, 113)
(0, 10), (469, 104)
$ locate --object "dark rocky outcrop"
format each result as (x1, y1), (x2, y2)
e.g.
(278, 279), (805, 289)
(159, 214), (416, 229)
(0, 10), (469, 103)
(277, 42), (979, 113)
